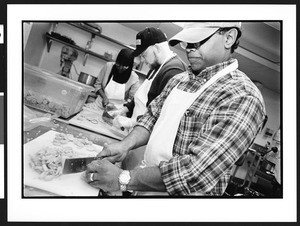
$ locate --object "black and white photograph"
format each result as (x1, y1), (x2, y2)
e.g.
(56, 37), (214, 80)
(22, 21), (281, 198)
(4, 3), (297, 223)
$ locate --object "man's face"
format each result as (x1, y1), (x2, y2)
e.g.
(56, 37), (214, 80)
(140, 46), (160, 70)
(186, 31), (226, 74)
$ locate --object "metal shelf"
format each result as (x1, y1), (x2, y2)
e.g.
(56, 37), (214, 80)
(45, 33), (113, 62)
(68, 22), (135, 50)
(45, 23), (147, 77)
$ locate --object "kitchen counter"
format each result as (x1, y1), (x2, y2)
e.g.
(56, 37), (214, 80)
(23, 113), (120, 197)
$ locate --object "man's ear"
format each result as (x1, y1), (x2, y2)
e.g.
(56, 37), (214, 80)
(224, 28), (238, 49)
(152, 44), (160, 53)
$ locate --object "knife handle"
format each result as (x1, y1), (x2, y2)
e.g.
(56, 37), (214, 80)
(98, 189), (109, 197)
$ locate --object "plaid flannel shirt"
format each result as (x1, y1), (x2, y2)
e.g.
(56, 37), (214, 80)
(137, 59), (266, 196)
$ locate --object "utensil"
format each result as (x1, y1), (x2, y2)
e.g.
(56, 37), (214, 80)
(102, 109), (115, 126)
(24, 131), (101, 196)
(62, 156), (109, 197)
(78, 72), (97, 86)
(62, 156), (99, 174)
(102, 107), (125, 131)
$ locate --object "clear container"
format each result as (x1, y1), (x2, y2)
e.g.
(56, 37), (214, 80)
(24, 63), (94, 118)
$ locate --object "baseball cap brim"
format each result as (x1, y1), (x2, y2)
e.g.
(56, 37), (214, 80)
(169, 27), (219, 47)
(131, 45), (148, 57)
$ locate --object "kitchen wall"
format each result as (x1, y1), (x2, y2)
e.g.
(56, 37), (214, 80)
(24, 22), (281, 147)
(32, 23), (139, 81)
(24, 23), (52, 67)
(24, 22), (188, 80)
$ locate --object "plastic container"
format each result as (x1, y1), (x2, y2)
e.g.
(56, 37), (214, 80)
(24, 63), (94, 118)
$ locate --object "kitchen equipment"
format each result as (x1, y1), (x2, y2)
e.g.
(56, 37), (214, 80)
(102, 108), (125, 131)
(62, 156), (109, 196)
(78, 72), (97, 86)
(62, 156), (99, 174)
(46, 32), (77, 45)
(102, 109), (114, 126)
(24, 130), (102, 196)
(24, 64), (94, 118)
(260, 159), (275, 173)
(68, 107), (128, 140)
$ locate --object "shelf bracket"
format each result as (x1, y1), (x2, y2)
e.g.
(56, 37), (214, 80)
(45, 34), (52, 53)
(83, 33), (96, 66)
(45, 23), (59, 53)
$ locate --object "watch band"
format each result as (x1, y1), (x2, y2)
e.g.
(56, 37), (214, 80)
(120, 184), (127, 192)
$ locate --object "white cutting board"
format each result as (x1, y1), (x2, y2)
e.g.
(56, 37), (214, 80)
(68, 107), (128, 140)
(24, 130), (102, 196)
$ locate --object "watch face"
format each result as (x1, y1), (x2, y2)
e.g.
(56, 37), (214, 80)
(120, 171), (130, 184)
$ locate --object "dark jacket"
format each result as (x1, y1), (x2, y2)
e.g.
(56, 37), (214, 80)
(124, 55), (187, 117)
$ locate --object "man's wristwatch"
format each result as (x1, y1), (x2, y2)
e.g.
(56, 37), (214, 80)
(118, 170), (131, 191)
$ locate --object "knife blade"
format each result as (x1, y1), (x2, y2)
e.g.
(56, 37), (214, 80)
(102, 110), (114, 126)
(102, 108), (125, 131)
(62, 156), (99, 174)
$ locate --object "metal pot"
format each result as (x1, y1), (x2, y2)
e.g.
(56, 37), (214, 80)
(78, 72), (97, 86)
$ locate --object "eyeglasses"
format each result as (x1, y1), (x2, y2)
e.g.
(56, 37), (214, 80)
(115, 63), (129, 70)
(179, 29), (220, 51)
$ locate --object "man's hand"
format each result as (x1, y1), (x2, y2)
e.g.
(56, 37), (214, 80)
(97, 142), (129, 163)
(113, 116), (136, 130)
(102, 97), (109, 108)
(84, 159), (122, 192)
(110, 107), (129, 117)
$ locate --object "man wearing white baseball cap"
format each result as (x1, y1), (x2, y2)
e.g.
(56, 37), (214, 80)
(86, 22), (267, 196)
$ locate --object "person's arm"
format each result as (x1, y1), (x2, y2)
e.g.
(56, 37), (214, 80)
(94, 63), (107, 93)
(97, 125), (151, 163)
(94, 63), (110, 106)
(157, 95), (265, 195)
(127, 166), (166, 192)
(97, 87), (109, 107)
(110, 72), (139, 117)
(85, 159), (166, 192)
(126, 72), (140, 101)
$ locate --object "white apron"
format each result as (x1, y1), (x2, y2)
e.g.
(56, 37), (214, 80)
(136, 60), (238, 196)
(102, 78), (126, 109)
(131, 53), (177, 121)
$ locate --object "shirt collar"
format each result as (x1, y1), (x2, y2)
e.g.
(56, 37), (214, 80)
(188, 58), (237, 80)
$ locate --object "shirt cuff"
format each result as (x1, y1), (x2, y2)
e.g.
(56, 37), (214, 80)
(158, 157), (191, 196)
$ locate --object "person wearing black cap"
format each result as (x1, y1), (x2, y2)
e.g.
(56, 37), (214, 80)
(92, 48), (140, 111)
(85, 22), (266, 196)
(111, 27), (187, 130)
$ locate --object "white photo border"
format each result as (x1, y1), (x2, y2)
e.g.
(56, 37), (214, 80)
(7, 4), (296, 222)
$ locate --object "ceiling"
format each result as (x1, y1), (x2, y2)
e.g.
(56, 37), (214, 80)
(120, 22), (281, 94)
